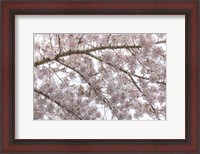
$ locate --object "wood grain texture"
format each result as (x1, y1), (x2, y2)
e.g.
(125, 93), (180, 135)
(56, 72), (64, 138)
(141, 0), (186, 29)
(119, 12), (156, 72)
(1, 0), (199, 153)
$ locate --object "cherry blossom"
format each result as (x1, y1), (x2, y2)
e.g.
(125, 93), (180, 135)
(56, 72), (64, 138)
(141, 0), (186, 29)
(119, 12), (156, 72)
(34, 33), (166, 120)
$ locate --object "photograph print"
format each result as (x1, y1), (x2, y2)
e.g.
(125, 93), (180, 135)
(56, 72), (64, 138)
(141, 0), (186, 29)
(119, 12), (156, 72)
(33, 33), (166, 120)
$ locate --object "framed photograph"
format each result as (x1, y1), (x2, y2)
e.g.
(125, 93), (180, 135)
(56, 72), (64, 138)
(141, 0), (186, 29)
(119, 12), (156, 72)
(1, 0), (199, 153)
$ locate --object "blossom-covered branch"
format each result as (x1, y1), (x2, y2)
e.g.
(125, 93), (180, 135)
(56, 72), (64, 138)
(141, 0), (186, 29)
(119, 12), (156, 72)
(34, 44), (142, 67)
(34, 89), (84, 120)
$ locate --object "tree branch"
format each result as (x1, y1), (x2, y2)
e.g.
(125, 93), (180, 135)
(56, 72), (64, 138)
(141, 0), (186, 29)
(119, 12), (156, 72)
(156, 40), (166, 44)
(34, 44), (142, 67)
(87, 52), (165, 88)
(150, 104), (161, 120)
(34, 89), (84, 120)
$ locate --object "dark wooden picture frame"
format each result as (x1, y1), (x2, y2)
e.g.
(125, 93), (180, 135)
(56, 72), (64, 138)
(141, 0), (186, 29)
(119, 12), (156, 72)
(1, 0), (199, 153)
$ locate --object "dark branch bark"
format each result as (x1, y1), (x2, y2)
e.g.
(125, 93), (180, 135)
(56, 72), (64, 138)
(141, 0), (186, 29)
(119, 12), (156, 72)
(56, 58), (85, 79)
(156, 40), (166, 44)
(34, 44), (142, 67)
(58, 34), (62, 53)
(34, 89), (84, 120)
(86, 52), (166, 86)
(150, 104), (161, 120)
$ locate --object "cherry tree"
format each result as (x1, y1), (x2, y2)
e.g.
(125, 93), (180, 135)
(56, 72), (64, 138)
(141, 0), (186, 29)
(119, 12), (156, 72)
(34, 33), (166, 120)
